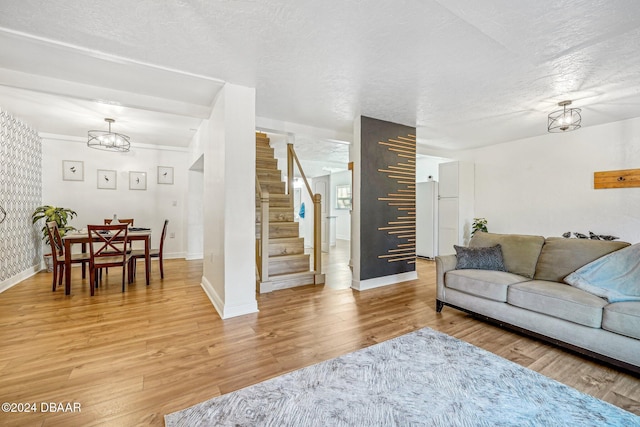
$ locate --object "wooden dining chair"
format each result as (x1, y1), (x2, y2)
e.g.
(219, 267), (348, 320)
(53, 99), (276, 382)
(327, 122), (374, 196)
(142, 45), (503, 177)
(46, 221), (90, 291)
(87, 223), (132, 295)
(130, 219), (169, 279)
(102, 218), (134, 274)
(104, 218), (134, 226)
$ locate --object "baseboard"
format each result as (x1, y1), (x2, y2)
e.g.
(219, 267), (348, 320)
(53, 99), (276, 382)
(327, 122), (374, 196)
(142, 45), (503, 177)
(201, 276), (259, 319)
(185, 252), (203, 261)
(351, 270), (418, 291)
(164, 252), (187, 259)
(0, 265), (41, 294)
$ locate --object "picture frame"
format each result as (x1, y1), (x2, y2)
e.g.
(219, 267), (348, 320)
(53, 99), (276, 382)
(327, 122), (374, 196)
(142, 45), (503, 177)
(157, 166), (174, 184)
(62, 160), (84, 181)
(336, 184), (352, 210)
(129, 171), (147, 190)
(97, 169), (117, 190)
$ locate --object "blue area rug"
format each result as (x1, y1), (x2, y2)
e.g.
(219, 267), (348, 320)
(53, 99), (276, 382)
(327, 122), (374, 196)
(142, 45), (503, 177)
(165, 327), (640, 426)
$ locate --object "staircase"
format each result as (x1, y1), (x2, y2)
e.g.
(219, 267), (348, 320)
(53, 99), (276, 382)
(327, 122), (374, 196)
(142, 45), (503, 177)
(256, 132), (316, 292)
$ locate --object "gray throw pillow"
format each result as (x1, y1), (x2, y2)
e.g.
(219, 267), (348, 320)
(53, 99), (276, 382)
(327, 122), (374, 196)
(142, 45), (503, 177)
(454, 244), (507, 271)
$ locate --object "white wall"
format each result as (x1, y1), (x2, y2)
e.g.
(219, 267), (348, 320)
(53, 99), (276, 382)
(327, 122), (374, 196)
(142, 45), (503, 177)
(198, 83), (257, 319)
(299, 171), (352, 246)
(186, 164), (204, 260)
(416, 155), (450, 183)
(456, 116), (640, 243)
(298, 182), (315, 247)
(41, 135), (189, 258)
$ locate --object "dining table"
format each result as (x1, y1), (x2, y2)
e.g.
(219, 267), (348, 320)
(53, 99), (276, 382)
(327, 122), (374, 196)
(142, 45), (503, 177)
(61, 229), (152, 295)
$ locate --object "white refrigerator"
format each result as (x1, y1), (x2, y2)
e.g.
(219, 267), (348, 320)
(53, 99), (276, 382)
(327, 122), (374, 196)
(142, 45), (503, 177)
(416, 181), (438, 258)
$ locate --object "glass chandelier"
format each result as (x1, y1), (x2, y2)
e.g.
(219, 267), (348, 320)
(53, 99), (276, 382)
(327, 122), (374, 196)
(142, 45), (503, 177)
(87, 118), (131, 152)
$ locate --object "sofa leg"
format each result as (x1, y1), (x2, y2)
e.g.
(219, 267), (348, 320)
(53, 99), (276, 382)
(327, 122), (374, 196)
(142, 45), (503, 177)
(436, 299), (444, 313)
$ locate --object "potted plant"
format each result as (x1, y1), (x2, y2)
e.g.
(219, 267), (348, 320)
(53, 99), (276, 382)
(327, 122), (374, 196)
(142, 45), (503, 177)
(32, 206), (78, 271)
(471, 217), (488, 237)
(32, 205), (78, 244)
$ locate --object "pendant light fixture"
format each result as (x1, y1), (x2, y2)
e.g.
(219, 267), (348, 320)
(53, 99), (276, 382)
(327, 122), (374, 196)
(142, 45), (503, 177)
(87, 118), (131, 152)
(547, 100), (581, 133)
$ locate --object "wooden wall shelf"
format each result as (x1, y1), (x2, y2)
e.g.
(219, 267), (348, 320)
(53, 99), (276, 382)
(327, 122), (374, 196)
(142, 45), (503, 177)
(594, 168), (640, 189)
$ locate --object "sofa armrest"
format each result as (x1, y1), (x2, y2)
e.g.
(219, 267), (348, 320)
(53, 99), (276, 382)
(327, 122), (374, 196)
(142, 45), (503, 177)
(435, 255), (457, 301)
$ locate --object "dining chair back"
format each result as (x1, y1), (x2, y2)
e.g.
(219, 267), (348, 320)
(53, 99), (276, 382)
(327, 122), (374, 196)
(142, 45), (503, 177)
(46, 221), (89, 291)
(87, 223), (131, 295)
(130, 219), (169, 279)
(46, 221), (64, 291)
(104, 218), (134, 251)
(104, 218), (134, 226)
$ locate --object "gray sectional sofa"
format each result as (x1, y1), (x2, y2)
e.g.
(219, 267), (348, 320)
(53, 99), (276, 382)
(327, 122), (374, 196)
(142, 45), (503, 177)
(436, 232), (640, 374)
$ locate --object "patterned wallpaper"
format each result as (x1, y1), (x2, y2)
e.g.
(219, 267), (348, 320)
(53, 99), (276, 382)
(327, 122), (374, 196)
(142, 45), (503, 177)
(0, 108), (42, 283)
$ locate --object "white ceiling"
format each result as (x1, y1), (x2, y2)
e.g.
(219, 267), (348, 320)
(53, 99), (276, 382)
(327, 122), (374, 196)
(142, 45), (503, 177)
(2, 1), (640, 170)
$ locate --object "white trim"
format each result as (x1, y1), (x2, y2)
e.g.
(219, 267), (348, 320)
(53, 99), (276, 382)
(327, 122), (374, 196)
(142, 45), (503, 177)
(201, 276), (259, 319)
(163, 252), (187, 259)
(185, 253), (203, 261)
(201, 275), (224, 316)
(0, 265), (41, 294)
(351, 271), (418, 291)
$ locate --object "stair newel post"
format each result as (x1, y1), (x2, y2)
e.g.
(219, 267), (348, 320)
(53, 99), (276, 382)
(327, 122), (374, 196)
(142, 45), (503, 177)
(313, 193), (322, 277)
(260, 189), (270, 282)
(287, 143), (294, 207)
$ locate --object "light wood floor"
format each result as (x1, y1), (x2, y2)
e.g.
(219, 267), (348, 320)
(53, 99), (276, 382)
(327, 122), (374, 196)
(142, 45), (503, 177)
(1, 241), (638, 426)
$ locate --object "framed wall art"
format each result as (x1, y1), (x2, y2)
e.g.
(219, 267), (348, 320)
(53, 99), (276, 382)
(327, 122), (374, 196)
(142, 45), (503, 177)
(129, 171), (147, 190)
(62, 160), (84, 181)
(97, 169), (117, 189)
(157, 166), (174, 184)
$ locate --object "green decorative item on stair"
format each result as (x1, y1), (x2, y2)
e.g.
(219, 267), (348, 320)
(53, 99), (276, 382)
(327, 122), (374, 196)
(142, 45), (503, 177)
(471, 217), (488, 237)
(31, 205), (77, 245)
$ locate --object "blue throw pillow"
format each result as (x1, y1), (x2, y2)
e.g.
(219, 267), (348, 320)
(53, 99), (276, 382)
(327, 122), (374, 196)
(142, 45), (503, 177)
(454, 244), (507, 271)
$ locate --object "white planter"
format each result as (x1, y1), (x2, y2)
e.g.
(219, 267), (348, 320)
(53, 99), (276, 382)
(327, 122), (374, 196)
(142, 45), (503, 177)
(44, 253), (54, 273)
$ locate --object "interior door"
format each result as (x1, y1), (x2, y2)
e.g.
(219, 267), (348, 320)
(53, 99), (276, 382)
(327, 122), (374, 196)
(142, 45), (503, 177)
(438, 197), (458, 256)
(313, 174), (330, 252)
(438, 161), (459, 198)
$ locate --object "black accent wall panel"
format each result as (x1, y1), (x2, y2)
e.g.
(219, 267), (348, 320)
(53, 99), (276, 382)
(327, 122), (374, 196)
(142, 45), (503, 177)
(360, 116), (416, 281)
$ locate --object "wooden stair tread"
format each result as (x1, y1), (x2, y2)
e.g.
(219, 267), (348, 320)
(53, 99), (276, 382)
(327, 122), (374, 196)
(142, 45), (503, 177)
(256, 168), (281, 175)
(258, 205), (290, 211)
(268, 253), (309, 261)
(269, 237), (304, 242)
(268, 270), (316, 279)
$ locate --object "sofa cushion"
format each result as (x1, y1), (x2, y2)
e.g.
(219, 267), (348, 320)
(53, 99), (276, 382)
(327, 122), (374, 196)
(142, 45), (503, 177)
(446, 270), (529, 302)
(507, 280), (607, 328)
(454, 244), (506, 271)
(470, 232), (545, 279)
(534, 237), (630, 283)
(603, 302), (640, 340)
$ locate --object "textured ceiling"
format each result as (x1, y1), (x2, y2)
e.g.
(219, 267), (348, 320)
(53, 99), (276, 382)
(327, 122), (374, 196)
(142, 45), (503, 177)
(1, 0), (640, 164)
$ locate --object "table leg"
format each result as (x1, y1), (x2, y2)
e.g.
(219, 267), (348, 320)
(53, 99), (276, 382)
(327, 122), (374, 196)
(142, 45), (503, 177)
(64, 240), (72, 295)
(145, 236), (151, 286)
(81, 243), (86, 278)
